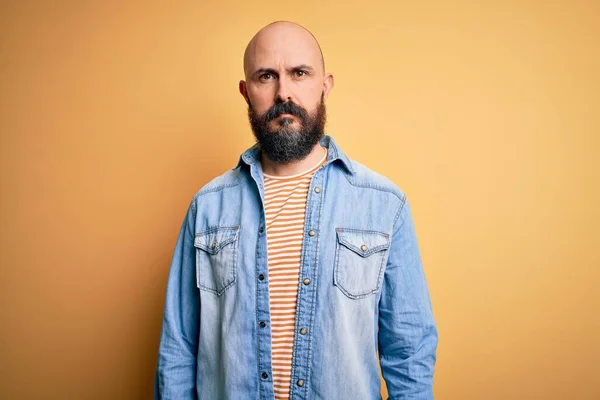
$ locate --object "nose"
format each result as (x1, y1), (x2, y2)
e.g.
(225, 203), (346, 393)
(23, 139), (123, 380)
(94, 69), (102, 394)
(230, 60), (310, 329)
(275, 76), (292, 103)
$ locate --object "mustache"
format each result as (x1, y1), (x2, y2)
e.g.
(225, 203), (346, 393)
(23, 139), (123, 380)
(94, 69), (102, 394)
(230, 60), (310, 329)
(264, 101), (308, 122)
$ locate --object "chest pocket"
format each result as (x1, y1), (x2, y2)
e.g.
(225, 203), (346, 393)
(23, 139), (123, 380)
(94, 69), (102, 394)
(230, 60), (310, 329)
(194, 226), (239, 295)
(334, 228), (390, 299)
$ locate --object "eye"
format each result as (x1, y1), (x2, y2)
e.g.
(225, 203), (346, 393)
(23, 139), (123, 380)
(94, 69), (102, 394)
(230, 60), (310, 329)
(259, 73), (274, 81)
(295, 70), (307, 77)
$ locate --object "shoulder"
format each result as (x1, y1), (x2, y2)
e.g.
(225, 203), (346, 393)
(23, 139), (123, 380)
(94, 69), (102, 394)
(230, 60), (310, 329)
(344, 158), (407, 204)
(193, 168), (242, 199)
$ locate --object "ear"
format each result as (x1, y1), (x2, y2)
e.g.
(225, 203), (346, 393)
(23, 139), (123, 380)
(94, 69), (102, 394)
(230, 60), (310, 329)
(322, 73), (334, 101)
(239, 80), (251, 106)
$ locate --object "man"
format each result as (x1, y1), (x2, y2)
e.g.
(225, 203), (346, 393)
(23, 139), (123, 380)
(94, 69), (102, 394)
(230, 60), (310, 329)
(155, 21), (437, 400)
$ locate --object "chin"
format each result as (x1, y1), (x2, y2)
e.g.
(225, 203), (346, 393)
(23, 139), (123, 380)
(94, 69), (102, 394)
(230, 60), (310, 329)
(270, 122), (301, 134)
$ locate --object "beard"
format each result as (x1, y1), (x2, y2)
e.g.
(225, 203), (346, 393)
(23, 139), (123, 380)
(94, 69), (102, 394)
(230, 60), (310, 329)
(247, 92), (326, 164)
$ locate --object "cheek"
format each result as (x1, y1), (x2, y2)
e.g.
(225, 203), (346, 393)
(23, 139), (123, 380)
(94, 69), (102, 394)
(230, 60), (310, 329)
(296, 83), (324, 111)
(248, 89), (274, 115)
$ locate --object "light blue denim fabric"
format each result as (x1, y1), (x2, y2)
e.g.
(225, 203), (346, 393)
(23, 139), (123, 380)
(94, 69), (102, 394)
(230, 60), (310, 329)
(154, 135), (437, 400)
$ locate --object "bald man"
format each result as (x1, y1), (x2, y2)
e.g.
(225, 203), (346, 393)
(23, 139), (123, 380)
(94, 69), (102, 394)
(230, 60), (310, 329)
(155, 21), (437, 400)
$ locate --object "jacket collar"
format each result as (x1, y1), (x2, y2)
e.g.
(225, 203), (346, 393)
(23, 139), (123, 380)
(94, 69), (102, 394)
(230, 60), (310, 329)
(233, 134), (355, 174)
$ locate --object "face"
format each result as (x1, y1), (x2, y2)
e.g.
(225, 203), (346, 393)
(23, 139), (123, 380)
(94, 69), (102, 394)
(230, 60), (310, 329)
(239, 23), (334, 163)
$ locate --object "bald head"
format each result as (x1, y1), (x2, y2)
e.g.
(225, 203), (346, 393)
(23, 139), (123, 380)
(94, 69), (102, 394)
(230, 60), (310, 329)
(243, 21), (325, 78)
(238, 20), (334, 140)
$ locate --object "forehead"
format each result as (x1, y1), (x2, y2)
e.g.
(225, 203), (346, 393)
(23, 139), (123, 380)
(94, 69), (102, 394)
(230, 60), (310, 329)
(245, 27), (322, 73)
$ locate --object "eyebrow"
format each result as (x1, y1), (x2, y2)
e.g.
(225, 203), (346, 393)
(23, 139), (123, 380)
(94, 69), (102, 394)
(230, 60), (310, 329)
(252, 64), (315, 78)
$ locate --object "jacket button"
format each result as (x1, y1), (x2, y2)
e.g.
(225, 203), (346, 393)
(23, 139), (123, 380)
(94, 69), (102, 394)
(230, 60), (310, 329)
(314, 187), (321, 193)
(260, 321), (266, 328)
(303, 278), (310, 285)
(258, 274), (265, 281)
(262, 372), (269, 379)
(300, 328), (307, 335)
(308, 230), (315, 237)
(360, 244), (367, 251)
(259, 226), (264, 233)
(297, 379), (304, 387)
(211, 242), (217, 249)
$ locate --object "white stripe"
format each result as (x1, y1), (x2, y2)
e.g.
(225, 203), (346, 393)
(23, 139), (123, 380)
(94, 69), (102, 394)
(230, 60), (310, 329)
(270, 347), (293, 354)
(268, 270), (301, 277)
(267, 229), (304, 237)
(270, 314), (296, 321)
(271, 341), (294, 347)
(266, 214), (306, 223)
(269, 276), (300, 280)
(268, 271), (301, 277)
(270, 303), (297, 309)
(266, 262), (303, 269)
(271, 328), (295, 332)
(267, 234), (304, 244)
(264, 182), (309, 194)
(273, 369), (292, 374)
(271, 338), (294, 343)
(273, 363), (292, 380)
(265, 196), (309, 207)
(268, 244), (302, 253)
(268, 254), (301, 261)
(266, 217), (306, 225)
(264, 175), (311, 188)
(264, 188), (309, 199)
(268, 244), (302, 251)
(264, 190), (309, 203)
(266, 219), (305, 227)
(270, 309), (297, 315)
(265, 205), (307, 214)
(265, 202), (307, 210)
(267, 228), (304, 236)
(267, 216), (306, 226)
(269, 283), (299, 288)
(269, 298), (297, 304)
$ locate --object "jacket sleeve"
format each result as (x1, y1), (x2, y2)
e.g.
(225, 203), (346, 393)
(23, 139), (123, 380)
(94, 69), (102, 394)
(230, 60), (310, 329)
(378, 197), (438, 399)
(154, 198), (200, 399)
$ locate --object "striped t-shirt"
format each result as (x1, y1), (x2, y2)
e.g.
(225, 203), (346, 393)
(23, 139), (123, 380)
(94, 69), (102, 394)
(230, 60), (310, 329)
(263, 147), (328, 399)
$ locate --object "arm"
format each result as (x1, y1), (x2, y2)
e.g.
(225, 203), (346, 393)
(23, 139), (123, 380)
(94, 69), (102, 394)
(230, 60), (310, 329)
(378, 197), (438, 399)
(154, 199), (199, 399)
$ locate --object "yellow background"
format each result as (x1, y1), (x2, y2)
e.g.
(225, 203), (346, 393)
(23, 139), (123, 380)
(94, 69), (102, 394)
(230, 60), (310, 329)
(1, 1), (599, 399)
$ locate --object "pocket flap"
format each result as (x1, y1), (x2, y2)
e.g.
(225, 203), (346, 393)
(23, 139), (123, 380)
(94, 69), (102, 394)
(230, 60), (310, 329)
(195, 227), (239, 255)
(335, 228), (390, 257)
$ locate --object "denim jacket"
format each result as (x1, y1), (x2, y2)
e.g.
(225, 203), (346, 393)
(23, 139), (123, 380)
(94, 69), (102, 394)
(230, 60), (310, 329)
(154, 135), (437, 399)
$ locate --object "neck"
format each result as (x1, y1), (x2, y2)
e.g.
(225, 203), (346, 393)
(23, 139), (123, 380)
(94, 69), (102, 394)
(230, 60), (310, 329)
(260, 142), (326, 177)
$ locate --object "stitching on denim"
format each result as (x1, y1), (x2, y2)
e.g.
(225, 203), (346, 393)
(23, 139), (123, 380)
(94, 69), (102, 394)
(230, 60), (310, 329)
(254, 218), (262, 398)
(333, 228), (389, 300)
(254, 181), (272, 398)
(342, 172), (405, 202)
(375, 246), (387, 296)
(195, 226), (239, 295)
(335, 229), (390, 257)
(301, 163), (329, 399)
(195, 247), (201, 289)
(336, 227), (390, 237)
(186, 198), (197, 238)
(195, 226), (240, 236)
(338, 239), (389, 256)
(334, 249), (386, 300)
(197, 180), (240, 197)
(392, 195), (408, 230)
